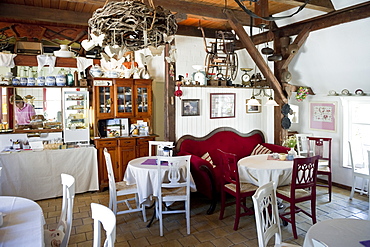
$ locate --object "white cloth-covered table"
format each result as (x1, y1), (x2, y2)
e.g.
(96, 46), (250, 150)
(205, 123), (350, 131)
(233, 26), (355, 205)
(238, 154), (294, 188)
(124, 156), (196, 205)
(0, 196), (45, 247)
(0, 147), (99, 200)
(303, 218), (370, 247)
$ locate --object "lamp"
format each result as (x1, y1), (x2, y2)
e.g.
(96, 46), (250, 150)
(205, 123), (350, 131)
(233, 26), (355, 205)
(247, 88), (279, 107)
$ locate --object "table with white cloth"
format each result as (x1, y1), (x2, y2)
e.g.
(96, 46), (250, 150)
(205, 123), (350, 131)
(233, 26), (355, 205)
(238, 154), (294, 188)
(0, 147), (99, 200)
(124, 156), (197, 205)
(0, 196), (45, 247)
(303, 218), (370, 247)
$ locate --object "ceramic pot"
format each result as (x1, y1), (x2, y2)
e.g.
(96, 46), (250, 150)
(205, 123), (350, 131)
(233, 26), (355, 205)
(90, 64), (103, 77)
(46, 76), (56, 86)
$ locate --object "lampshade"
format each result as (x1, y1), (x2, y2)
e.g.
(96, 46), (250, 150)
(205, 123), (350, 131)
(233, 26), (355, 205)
(264, 97), (279, 106)
(246, 96), (261, 106)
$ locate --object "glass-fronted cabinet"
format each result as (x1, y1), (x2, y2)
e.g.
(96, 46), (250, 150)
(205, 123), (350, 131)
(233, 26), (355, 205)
(115, 79), (133, 117)
(94, 79), (114, 119)
(134, 80), (152, 118)
(63, 90), (89, 143)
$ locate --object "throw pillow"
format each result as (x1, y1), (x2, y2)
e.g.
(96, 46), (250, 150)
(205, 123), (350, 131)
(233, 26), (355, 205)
(251, 143), (272, 155)
(201, 152), (215, 168)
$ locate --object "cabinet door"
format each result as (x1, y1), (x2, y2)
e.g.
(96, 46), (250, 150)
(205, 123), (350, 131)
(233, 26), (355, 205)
(118, 139), (136, 176)
(114, 79), (134, 118)
(134, 80), (152, 118)
(95, 139), (119, 189)
(136, 137), (155, 157)
(94, 85), (114, 119)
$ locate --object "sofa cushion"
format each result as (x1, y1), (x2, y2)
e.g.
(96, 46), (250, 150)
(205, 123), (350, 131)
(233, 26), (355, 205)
(262, 143), (290, 153)
(251, 143), (272, 155)
(201, 152), (214, 167)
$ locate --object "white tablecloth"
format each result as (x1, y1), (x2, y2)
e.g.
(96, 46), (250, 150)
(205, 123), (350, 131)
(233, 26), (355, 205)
(238, 154), (294, 188)
(124, 156), (196, 205)
(303, 218), (370, 247)
(0, 147), (99, 200)
(0, 196), (45, 247)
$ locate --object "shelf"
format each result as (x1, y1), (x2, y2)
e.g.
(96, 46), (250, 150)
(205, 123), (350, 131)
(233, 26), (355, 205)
(13, 54), (100, 68)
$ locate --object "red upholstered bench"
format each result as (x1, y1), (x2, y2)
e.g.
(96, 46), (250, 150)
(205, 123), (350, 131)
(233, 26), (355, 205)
(174, 127), (289, 214)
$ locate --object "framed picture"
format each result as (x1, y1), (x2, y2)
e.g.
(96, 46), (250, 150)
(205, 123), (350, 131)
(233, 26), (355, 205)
(309, 101), (337, 132)
(246, 99), (262, 113)
(182, 99), (200, 116)
(210, 93), (235, 119)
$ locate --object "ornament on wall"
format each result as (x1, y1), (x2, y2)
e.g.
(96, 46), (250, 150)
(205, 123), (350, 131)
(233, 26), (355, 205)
(174, 78), (183, 99)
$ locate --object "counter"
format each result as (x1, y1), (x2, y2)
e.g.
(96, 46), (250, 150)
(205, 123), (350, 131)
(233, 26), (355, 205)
(0, 146), (99, 200)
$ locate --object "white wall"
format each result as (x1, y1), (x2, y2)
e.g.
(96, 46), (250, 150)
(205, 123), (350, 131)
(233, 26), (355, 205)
(288, 17), (370, 187)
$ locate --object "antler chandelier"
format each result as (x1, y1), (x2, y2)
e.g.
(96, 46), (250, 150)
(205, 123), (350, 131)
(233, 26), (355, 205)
(84, 0), (177, 52)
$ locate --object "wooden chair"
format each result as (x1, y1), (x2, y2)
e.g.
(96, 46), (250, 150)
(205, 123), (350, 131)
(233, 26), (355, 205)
(276, 156), (319, 239)
(149, 141), (174, 156)
(218, 149), (258, 231)
(307, 137), (332, 201)
(348, 141), (370, 199)
(295, 133), (313, 157)
(156, 155), (191, 236)
(103, 148), (146, 221)
(44, 173), (75, 247)
(252, 181), (300, 247)
(0, 167), (2, 195)
(91, 203), (116, 247)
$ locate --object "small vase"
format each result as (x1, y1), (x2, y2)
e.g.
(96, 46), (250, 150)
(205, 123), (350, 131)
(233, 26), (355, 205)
(288, 148), (297, 159)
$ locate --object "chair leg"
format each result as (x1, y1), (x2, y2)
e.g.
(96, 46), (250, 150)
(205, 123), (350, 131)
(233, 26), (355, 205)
(219, 190), (226, 220)
(186, 200), (190, 235)
(311, 197), (317, 224)
(328, 174), (332, 202)
(290, 204), (298, 239)
(156, 200), (163, 236)
(350, 175), (356, 200)
(233, 197), (241, 231)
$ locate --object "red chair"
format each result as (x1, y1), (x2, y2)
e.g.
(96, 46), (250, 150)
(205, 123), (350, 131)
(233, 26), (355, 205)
(307, 137), (332, 201)
(218, 149), (258, 230)
(276, 156), (319, 239)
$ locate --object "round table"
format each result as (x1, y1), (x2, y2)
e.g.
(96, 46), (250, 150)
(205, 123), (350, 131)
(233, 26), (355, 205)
(303, 218), (370, 247)
(124, 156), (196, 205)
(0, 196), (45, 246)
(238, 154), (294, 188)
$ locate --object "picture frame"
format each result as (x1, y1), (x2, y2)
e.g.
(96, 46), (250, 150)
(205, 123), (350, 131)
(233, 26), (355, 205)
(309, 101), (337, 132)
(246, 99), (262, 113)
(210, 93), (235, 119)
(182, 99), (200, 116)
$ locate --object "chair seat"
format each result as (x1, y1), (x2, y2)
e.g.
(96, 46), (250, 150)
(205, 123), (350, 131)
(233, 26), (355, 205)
(318, 166), (330, 172)
(277, 185), (311, 199)
(225, 182), (258, 193)
(116, 181), (137, 192)
(354, 167), (369, 176)
(162, 187), (186, 197)
(275, 243), (301, 247)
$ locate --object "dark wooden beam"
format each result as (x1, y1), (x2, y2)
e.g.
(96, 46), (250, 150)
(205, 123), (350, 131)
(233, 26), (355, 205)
(254, 0), (269, 27)
(225, 9), (287, 104)
(271, 0), (335, 13)
(252, 1), (370, 45)
(176, 25), (220, 39)
(0, 3), (92, 26)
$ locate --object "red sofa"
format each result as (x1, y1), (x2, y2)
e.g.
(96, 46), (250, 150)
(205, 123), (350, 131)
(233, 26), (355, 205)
(174, 127), (289, 214)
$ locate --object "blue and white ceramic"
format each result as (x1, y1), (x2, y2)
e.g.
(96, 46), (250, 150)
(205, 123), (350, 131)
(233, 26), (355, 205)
(46, 76), (56, 86)
(20, 77), (28, 86)
(56, 74), (66, 86)
(27, 77), (36, 86)
(37, 76), (45, 86)
(12, 77), (20, 86)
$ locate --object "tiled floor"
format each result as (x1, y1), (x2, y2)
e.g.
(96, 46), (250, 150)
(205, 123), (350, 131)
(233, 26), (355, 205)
(37, 186), (369, 247)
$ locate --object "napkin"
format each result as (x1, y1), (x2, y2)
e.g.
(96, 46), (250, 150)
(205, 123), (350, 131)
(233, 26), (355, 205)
(76, 57), (93, 77)
(37, 55), (56, 73)
(360, 240), (370, 247)
(0, 53), (17, 68)
(141, 159), (168, 166)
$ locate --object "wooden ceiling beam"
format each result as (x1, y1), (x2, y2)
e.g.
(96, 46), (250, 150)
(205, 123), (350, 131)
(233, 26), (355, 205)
(271, 0), (335, 13)
(252, 1), (370, 45)
(225, 9), (288, 104)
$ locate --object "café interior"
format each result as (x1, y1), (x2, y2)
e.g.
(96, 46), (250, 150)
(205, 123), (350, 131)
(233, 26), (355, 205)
(0, 0), (370, 246)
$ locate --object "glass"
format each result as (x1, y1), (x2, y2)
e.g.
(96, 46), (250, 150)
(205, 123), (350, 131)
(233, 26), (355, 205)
(98, 86), (111, 114)
(116, 86), (132, 113)
(136, 86), (148, 113)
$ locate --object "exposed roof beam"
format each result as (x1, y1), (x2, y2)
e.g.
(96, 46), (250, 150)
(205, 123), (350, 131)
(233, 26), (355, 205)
(271, 0), (335, 13)
(252, 1), (370, 45)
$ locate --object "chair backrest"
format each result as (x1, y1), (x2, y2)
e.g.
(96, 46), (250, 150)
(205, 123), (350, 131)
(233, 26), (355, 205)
(290, 156), (319, 196)
(295, 133), (313, 157)
(218, 149), (241, 191)
(0, 167), (2, 195)
(312, 238), (329, 247)
(58, 173), (75, 247)
(156, 155), (191, 194)
(91, 203), (116, 247)
(149, 141), (174, 156)
(103, 148), (117, 209)
(307, 137), (332, 166)
(252, 181), (282, 247)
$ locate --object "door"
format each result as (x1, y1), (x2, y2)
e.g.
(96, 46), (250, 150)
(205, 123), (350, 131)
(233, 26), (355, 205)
(114, 79), (134, 118)
(134, 80), (152, 118)
(94, 84), (114, 119)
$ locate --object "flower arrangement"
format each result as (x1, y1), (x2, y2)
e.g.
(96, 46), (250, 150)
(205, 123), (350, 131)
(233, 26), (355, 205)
(296, 87), (309, 102)
(283, 135), (297, 148)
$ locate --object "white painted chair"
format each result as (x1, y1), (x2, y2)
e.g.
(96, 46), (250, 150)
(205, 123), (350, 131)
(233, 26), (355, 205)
(348, 141), (370, 199)
(0, 167), (2, 195)
(252, 181), (300, 247)
(44, 173), (75, 247)
(156, 155), (191, 236)
(103, 148), (146, 221)
(91, 203), (116, 247)
(312, 238), (328, 247)
(295, 133), (313, 157)
(149, 141), (174, 156)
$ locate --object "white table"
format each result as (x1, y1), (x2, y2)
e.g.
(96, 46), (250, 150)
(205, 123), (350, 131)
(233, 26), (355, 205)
(238, 154), (294, 188)
(0, 147), (99, 200)
(124, 156), (196, 205)
(303, 218), (370, 247)
(0, 196), (45, 247)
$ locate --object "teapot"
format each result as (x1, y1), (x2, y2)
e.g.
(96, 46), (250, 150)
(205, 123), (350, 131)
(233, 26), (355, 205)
(90, 64), (103, 77)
